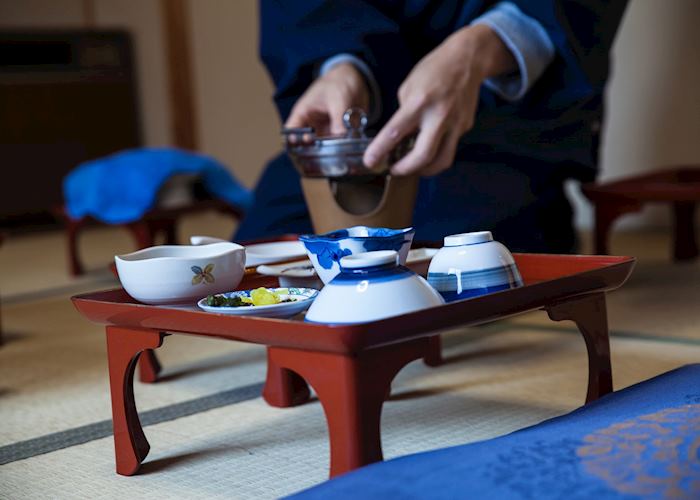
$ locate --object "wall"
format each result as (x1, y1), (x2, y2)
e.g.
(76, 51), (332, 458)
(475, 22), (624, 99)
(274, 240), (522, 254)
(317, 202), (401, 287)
(570, 0), (700, 228)
(0, 0), (280, 189)
(188, 0), (280, 188)
(2, 0), (699, 226)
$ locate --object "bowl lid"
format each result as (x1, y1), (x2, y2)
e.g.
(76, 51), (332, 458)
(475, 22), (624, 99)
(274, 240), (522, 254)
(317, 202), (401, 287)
(444, 231), (493, 247)
(340, 250), (399, 269)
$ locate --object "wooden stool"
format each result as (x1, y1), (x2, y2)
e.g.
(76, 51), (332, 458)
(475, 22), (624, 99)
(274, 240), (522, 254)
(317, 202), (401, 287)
(57, 199), (244, 276)
(582, 166), (700, 261)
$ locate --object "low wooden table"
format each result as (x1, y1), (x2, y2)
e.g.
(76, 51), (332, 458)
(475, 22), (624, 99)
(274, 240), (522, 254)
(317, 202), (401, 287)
(582, 166), (700, 261)
(72, 253), (635, 478)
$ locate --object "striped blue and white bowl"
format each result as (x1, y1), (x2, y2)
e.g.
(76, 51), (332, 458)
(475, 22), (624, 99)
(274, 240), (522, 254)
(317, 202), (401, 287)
(427, 231), (523, 302)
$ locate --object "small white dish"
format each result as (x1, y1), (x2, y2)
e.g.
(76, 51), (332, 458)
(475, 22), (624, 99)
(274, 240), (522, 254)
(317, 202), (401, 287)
(427, 231), (523, 302)
(197, 287), (318, 318)
(256, 261), (323, 289)
(189, 235), (229, 246)
(255, 248), (437, 289)
(245, 241), (308, 267)
(305, 250), (444, 324)
(407, 247), (439, 263)
(115, 242), (246, 305)
(190, 235), (307, 268)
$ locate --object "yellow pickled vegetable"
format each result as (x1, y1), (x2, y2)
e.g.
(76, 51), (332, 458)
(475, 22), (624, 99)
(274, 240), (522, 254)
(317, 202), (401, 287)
(250, 287), (281, 306)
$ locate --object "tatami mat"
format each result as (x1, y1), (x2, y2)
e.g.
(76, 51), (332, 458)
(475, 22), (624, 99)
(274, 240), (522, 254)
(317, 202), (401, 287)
(2, 327), (699, 499)
(0, 293), (267, 443)
(511, 258), (700, 341)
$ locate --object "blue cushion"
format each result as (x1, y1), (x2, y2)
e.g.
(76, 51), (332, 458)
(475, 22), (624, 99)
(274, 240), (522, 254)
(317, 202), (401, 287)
(63, 148), (252, 224)
(291, 365), (700, 499)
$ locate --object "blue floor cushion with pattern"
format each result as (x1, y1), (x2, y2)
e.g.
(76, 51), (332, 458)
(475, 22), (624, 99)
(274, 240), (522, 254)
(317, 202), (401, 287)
(291, 364), (700, 499)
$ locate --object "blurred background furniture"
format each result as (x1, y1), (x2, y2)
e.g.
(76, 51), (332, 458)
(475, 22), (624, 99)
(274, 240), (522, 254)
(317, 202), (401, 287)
(58, 146), (251, 276)
(582, 166), (700, 261)
(57, 196), (244, 276)
(0, 30), (141, 232)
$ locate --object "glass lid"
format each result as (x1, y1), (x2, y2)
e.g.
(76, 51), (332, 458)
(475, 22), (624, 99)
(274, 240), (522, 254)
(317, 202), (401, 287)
(282, 108), (371, 157)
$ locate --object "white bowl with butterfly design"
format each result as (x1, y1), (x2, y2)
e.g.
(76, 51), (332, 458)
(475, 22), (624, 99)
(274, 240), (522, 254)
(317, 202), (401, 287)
(114, 242), (246, 304)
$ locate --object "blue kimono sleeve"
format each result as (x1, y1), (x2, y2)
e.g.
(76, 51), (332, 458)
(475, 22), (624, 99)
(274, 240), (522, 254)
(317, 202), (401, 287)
(259, 0), (415, 124)
(502, 0), (628, 109)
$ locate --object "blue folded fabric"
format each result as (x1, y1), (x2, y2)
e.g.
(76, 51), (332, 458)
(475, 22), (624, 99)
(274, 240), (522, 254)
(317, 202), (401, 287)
(291, 364), (700, 499)
(63, 148), (253, 223)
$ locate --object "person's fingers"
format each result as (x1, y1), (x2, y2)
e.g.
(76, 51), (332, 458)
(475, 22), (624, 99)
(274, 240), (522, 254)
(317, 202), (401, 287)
(284, 104), (308, 129)
(390, 116), (445, 176)
(363, 106), (420, 168)
(284, 105), (312, 143)
(420, 127), (461, 177)
(285, 106), (333, 141)
(329, 100), (349, 136)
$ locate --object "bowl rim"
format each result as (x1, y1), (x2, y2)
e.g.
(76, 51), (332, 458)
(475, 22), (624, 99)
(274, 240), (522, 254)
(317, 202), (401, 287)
(299, 226), (415, 243)
(115, 242), (244, 263)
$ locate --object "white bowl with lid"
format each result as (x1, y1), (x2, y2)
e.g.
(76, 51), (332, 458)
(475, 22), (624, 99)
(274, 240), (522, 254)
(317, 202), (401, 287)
(115, 242), (246, 305)
(305, 250), (444, 324)
(427, 231), (523, 302)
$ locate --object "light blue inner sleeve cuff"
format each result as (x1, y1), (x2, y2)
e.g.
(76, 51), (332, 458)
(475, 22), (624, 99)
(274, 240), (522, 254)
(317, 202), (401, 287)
(319, 53), (382, 124)
(471, 2), (555, 101)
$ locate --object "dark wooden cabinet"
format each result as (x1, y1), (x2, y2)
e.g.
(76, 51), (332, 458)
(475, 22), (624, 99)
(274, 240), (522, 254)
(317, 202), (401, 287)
(0, 30), (142, 229)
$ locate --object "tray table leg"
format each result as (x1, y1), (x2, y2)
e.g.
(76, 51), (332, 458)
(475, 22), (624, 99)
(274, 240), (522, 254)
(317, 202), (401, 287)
(126, 221), (155, 250)
(262, 349), (311, 407)
(593, 200), (642, 255)
(106, 326), (165, 476)
(138, 349), (162, 383)
(672, 201), (698, 261)
(546, 293), (612, 403)
(267, 338), (429, 478)
(423, 335), (443, 366)
(65, 215), (86, 276)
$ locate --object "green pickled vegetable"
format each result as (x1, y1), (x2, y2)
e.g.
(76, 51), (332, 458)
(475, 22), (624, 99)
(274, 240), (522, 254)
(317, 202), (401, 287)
(206, 294), (250, 307)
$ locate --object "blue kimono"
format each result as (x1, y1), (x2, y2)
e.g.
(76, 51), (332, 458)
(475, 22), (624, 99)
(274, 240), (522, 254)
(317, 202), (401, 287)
(236, 0), (628, 252)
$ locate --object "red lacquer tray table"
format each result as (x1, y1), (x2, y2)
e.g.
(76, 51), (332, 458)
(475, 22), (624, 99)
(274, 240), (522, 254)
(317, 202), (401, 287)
(72, 253), (635, 478)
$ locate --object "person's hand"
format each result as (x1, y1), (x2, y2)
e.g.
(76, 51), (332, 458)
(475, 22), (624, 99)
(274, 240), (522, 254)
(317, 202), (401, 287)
(363, 24), (516, 176)
(285, 62), (370, 137)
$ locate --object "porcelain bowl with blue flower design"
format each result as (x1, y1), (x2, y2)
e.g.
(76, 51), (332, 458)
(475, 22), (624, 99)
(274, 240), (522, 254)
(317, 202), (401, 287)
(299, 226), (415, 284)
(115, 242), (246, 305)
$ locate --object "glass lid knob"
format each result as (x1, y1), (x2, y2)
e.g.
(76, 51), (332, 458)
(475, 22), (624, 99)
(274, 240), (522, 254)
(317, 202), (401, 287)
(343, 108), (368, 138)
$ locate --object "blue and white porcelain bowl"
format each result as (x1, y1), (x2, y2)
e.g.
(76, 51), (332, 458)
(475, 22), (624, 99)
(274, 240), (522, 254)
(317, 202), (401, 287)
(305, 250), (444, 324)
(427, 231), (523, 302)
(299, 226), (415, 284)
